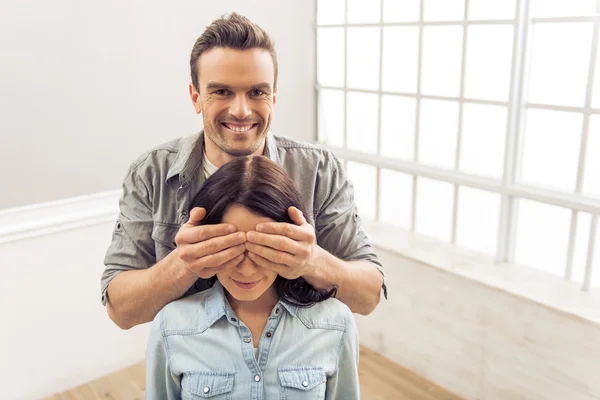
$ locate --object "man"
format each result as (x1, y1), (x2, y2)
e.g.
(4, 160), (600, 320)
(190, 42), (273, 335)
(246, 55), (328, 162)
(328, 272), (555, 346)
(101, 13), (386, 330)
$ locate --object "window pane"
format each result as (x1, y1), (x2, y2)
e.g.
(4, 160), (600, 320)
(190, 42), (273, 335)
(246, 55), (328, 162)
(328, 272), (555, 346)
(382, 26), (419, 93)
(582, 115), (600, 198)
(348, 0), (381, 23)
(594, 220), (600, 288)
(460, 103), (507, 178)
(571, 212), (592, 284)
(379, 169), (413, 229)
(464, 25), (513, 102)
(317, 28), (345, 87)
(418, 99), (459, 169)
(531, 0), (598, 18)
(422, 26), (463, 97)
(520, 109), (582, 192)
(515, 199), (571, 277)
(383, 0), (420, 22)
(347, 27), (380, 90)
(317, 0), (345, 25)
(593, 38), (600, 109)
(456, 186), (501, 256)
(416, 177), (454, 241)
(468, 0), (516, 20)
(347, 91), (378, 154)
(346, 161), (377, 220)
(381, 95), (416, 160)
(317, 89), (344, 147)
(528, 22), (593, 107)
(424, 0), (465, 21)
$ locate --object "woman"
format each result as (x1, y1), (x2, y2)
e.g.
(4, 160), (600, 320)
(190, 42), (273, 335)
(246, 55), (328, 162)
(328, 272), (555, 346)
(145, 155), (360, 399)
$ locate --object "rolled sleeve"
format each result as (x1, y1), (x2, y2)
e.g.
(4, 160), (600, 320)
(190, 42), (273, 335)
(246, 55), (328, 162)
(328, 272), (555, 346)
(315, 156), (387, 298)
(101, 164), (155, 306)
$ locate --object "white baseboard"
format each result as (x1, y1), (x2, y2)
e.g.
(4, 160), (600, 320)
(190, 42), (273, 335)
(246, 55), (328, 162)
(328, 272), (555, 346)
(0, 190), (121, 244)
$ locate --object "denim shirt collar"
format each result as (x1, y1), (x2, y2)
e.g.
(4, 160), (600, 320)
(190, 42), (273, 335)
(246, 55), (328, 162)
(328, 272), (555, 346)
(204, 281), (298, 329)
(165, 130), (279, 185)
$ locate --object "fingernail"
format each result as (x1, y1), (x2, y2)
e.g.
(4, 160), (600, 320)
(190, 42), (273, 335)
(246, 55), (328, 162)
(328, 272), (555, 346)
(237, 232), (245, 240)
(256, 225), (263, 232)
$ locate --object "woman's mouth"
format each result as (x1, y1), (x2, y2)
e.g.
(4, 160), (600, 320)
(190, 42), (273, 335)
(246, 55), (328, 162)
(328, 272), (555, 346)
(232, 279), (261, 289)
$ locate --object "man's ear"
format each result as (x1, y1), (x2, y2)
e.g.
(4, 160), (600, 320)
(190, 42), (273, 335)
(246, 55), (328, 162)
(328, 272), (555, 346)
(189, 83), (202, 114)
(272, 92), (277, 106)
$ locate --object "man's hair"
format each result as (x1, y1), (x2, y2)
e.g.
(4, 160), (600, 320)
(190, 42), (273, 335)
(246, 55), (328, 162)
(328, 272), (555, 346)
(190, 13), (278, 92)
(190, 156), (337, 307)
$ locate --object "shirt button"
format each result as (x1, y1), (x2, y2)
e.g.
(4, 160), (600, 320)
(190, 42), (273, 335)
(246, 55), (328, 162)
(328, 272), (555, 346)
(231, 318), (237, 322)
(182, 210), (188, 216)
(302, 380), (308, 387)
(243, 337), (251, 343)
(266, 332), (272, 338)
(275, 308), (280, 314)
(203, 386), (210, 393)
(254, 374), (261, 382)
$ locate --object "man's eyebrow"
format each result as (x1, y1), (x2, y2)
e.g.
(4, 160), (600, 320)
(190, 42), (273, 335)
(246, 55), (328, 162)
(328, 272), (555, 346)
(206, 82), (232, 90)
(251, 83), (273, 92)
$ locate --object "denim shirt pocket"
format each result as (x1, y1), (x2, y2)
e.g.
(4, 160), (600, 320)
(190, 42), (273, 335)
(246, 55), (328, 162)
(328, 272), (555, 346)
(151, 223), (180, 262)
(184, 371), (235, 399)
(278, 367), (326, 399)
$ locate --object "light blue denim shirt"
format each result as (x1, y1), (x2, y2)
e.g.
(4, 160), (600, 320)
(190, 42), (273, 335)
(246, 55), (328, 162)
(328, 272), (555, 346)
(145, 281), (360, 399)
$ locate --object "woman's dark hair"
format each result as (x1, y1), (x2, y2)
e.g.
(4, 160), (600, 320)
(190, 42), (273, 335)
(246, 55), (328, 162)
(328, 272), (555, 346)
(190, 155), (337, 307)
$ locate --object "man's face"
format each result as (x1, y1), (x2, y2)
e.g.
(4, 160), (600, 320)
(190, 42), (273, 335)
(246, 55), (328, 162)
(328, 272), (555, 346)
(189, 48), (277, 157)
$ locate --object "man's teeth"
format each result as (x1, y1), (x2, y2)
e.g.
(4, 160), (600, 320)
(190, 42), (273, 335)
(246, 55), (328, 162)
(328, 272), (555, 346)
(225, 124), (254, 132)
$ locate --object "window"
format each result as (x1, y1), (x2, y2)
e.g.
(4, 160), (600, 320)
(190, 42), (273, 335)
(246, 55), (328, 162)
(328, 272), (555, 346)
(316, 0), (600, 290)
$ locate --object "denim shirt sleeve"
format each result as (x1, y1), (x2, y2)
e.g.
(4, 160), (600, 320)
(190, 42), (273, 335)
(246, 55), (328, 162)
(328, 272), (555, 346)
(146, 314), (181, 399)
(315, 155), (387, 297)
(326, 313), (360, 399)
(100, 163), (155, 306)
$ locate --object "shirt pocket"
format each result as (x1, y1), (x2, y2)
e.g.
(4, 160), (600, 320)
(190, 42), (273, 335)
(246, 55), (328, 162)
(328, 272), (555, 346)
(183, 371), (235, 400)
(278, 367), (326, 400)
(151, 223), (180, 262)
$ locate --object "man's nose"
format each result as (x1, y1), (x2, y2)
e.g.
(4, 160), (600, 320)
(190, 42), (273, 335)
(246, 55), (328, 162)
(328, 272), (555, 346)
(229, 95), (251, 120)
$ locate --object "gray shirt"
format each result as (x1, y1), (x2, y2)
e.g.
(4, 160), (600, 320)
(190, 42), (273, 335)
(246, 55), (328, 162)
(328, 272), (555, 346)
(101, 131), (386, 306)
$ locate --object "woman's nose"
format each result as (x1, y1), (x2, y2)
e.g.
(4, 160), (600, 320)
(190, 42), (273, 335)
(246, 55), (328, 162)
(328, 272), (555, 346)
(236, 252), (258, 276)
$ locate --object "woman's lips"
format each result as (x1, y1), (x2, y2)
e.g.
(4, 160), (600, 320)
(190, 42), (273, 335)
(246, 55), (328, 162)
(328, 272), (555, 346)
(232, 279), (261, 290)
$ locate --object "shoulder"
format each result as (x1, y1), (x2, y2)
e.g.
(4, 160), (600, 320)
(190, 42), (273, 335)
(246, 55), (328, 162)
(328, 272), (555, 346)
(272, 134), (343, 171)
(154, 288), (211, 335)
(294, 298), (354, 331)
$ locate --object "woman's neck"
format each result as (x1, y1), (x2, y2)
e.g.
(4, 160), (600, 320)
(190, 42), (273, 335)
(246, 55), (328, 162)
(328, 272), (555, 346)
(226, 286), (279, 315)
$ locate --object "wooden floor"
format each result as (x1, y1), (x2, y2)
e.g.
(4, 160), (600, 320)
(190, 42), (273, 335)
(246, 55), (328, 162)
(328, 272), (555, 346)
(45, 346), (462, 400)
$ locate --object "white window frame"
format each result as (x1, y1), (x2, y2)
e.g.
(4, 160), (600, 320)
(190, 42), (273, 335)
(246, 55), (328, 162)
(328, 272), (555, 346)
(315, 0), (600, 290)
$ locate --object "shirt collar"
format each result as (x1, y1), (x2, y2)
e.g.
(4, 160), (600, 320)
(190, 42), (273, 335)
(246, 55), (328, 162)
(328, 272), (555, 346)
(166, 131), (279, 185)
(203, 281), (298, 329)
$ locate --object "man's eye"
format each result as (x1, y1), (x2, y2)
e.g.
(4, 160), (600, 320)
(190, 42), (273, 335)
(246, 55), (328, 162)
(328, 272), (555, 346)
(251, 89), (265, 96)
(215, 90), (230, 96)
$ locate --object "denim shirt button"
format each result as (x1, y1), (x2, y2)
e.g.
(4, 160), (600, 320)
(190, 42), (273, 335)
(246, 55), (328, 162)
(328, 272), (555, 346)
(243, 337), (251, 343)
(302, 380), (308, 387)
(203, 386), (210, 394)
(254, 374), (261, 382)
(266, 332), (272, 338)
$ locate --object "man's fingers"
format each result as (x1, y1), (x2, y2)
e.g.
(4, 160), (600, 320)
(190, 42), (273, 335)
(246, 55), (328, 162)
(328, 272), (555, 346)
(247, 252), (291, 277)
(176, 224), (238, 246)
(188, 243), (246, 270)
(187, 207), (206, 226)
(254, 222), (313, 243)
(246, 231), (307, 256)
(194, 253), (245, 279)
(288, 206), (306, 226)
(245, 243), (296, 266)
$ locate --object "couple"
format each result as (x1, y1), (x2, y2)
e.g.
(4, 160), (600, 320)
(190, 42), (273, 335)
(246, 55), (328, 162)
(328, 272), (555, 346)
(101, 12), (386, 399)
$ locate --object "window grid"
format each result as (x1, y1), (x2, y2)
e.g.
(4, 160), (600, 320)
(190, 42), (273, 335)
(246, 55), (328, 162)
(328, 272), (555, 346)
(316, 0), (600, 290)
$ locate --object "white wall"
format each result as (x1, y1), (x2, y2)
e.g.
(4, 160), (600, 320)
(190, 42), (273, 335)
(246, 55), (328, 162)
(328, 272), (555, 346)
(358, 247), (600, 400)
(0, 215), (149, 399)
(0, 0), (315, 210)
